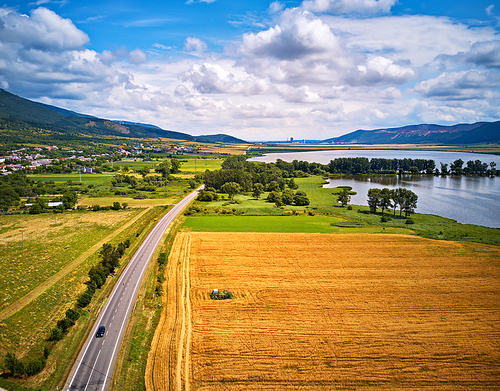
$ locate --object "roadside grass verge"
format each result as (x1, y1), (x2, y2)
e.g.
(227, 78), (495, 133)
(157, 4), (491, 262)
(0, 206), (169, 391)
(110, 217), (187, 391)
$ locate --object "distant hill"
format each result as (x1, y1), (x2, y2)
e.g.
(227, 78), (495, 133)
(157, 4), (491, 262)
(322, 122), (500, 145)
(0, 89), (245, 146)
(197, 133), (248, 144)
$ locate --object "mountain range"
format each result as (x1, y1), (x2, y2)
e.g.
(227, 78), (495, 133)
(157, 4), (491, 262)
(0, 88), (247, 145)
(1, 88), (499, 146)
(322, 122), (500, 145)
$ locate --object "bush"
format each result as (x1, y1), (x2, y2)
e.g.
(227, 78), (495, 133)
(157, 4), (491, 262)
(25, 356), (46, 376)
(406, 218), (415, 224)
(48, 327), (64, 341)
(381, 215), (391, 222)
(57, 318), (73, 332)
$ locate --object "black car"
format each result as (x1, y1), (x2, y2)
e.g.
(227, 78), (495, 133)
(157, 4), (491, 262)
(96, 326), (105, 338)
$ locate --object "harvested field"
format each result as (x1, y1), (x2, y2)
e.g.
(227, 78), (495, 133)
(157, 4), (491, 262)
(147, 232), (500, 390)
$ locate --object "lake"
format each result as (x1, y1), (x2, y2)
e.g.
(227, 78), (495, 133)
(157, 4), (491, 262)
(249, 150), (500, 228)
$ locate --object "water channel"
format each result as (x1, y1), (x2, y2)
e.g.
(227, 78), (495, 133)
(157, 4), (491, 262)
(249, 150), (500, 228)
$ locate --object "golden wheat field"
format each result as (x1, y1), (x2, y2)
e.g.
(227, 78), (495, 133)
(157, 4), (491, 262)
(146, 232), (500, 390)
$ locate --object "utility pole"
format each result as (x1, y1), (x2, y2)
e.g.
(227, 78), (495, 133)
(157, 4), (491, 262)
(79, 167), (82, 183)
(20, 229), (25, 249)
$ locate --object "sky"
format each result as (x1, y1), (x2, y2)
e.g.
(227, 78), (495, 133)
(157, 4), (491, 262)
(0, 0), (499, 141)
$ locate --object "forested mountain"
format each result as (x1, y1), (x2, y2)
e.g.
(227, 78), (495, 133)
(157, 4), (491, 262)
(322, 122), (500, 145)
(0, 89), (247, 146)
(197, 134), (248, 144)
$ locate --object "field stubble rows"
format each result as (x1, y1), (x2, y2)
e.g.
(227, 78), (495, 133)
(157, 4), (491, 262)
(148, 232), (500, 390)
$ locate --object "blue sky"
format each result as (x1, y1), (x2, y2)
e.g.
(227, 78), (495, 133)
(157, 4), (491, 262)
(0, 0), (499, 140)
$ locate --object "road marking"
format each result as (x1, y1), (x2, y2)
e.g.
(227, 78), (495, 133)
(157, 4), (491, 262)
(83, 349), (101, 391)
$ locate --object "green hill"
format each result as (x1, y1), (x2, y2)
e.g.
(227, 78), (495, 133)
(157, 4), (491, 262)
(322, 122), (500, 145)
(0, 88), (198, 146)
(197, 133), (248, 144)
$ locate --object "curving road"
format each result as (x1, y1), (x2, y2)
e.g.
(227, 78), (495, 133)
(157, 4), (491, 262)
(64, 187), (202, 391)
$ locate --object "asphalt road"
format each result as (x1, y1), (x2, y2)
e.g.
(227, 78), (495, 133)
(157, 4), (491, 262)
(64, 188), (201, 391)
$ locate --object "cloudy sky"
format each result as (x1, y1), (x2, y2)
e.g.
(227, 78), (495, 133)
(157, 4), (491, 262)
(0, 0), (499, 140)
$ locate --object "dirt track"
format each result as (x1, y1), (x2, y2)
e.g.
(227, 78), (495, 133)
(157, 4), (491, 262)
(146, 232), (192, 391)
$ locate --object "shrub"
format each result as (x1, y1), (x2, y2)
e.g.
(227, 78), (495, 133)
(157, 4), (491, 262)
(48, 327), (64, 341)
(381, 215), (391, 222)
(406, 218), (415, 224)
(25, 356), (46, 376)
(57, 318), (73, 332)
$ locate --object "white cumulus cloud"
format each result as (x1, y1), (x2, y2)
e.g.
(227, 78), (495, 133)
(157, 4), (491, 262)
(301, 0), (396, 14)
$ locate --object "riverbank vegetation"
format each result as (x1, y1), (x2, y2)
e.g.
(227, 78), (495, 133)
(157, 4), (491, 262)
(189, 157), (500, 246)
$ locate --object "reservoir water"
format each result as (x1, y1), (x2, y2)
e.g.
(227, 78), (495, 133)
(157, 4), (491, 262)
(249, 150), (500, 228)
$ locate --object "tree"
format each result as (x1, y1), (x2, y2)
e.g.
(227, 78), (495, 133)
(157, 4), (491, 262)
(62, 190), (78, 209)
(391, 188), (404, 216)
(288, 178), (298, 189)
(221, 182), (242, 199)
(282, 190), (294, 205)
(401, 189), (418, 217)
(252, 183), (264, 199)
(137, 167), (150, 178)
(293, 191), (310, 206)
(367, 188), (381, 213)
(450, 159), (464, 176)
(155, 160), (171, 177)
(337, 188), (351, 207)
(266, 191), (281, 204)
(170, 159), (181, 174)
(111, 201), (122, 210)
(4, 352), (22, 376)
(267, 180), (281, 192)
(379, 188), (393, 214)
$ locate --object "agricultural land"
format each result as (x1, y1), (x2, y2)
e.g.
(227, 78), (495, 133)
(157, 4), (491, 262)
(147, 231), (500, 390)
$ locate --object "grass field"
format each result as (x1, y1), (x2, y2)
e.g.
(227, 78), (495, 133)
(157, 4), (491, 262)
(177, 158), (223, 174)
(147, 232), (500, 390)
(27, 172), (115, 184)
(0, 209), (141, 309)
(186, 175), (500, 246)
(0, 206), (169, 390)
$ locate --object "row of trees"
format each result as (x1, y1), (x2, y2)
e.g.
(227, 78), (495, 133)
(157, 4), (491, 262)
(442, 159), (496, 176)
(269, 157), (499, 177)
(77, 240), (130, 308)
(367, 188), (418, 217)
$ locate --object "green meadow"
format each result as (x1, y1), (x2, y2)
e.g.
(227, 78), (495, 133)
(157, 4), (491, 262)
(183, 214), (410, 234)
(184, 175), (500, 246)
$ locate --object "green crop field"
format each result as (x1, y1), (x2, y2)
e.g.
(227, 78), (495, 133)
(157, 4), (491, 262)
(182, 214), (411, 234)
(178, 157), (223, 173)
(27, 173), (115, 184)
